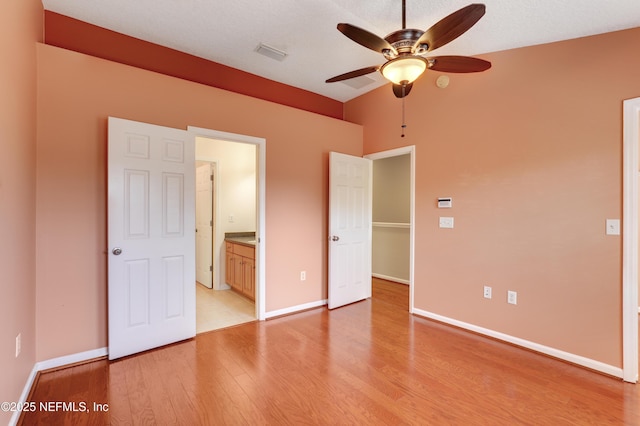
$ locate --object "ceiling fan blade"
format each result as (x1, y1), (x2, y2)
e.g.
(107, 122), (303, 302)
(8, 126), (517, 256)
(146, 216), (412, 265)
(392, 83), (413, 98)
(337, 23), (397, 55)
(413, 4), (486, 53)
(428, 56), (491, 73)
(326, 66), (380, 83)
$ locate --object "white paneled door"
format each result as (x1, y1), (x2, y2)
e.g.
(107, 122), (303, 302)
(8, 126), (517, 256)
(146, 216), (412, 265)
(108, 117), (195, 360)
(195, 163), (213, 288)
(328, 152), (372, 309)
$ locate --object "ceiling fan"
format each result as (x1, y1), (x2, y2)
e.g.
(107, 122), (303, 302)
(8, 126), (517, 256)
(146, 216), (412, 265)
(326, 2), (491, 98)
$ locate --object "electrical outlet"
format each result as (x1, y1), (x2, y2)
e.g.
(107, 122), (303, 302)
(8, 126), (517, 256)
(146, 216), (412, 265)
(439, 217), (454, 229)
(483, 286), (492, 299)
(507, 290), (518, 305)
(300, 271), (306, 281)
(15, 333), (21, 358)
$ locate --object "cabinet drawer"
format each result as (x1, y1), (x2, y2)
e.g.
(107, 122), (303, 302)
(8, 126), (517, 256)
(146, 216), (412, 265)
(225, 242), (234, 252)
(233, 244), (255, 259)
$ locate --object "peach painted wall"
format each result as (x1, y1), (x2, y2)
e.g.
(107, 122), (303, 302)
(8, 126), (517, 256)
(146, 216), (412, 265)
(345, 27), (640, 367)
(0, 0), (41, 421)
(35, 44), (362, 361)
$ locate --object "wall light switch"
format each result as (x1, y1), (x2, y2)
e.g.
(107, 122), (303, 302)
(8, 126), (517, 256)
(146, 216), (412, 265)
(606, 219), (620, 235)
(439, 217), (454, 229)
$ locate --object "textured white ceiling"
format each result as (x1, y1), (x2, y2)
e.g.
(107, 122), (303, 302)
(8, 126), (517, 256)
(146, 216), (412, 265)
(42, 0), (640, 102)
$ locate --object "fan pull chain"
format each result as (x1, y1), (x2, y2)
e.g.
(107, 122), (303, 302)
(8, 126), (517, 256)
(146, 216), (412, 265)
(401, 85), (406, 137)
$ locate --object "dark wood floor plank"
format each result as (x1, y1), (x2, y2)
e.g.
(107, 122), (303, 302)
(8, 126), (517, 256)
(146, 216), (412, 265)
(149, 340), (216, 425)
(122, 356), (157, 425)
(135, 353), (179, 425)
(21, 279), (640, 425)
(106, 358), (134, 425)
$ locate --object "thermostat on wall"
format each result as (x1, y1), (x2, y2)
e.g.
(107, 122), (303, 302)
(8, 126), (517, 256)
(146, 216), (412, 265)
(437, 198), (452, 208)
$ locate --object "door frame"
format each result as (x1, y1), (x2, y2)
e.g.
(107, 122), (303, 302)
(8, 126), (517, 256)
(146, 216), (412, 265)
(189, 126), (266, 321)
(365, 146), (416, 313)
(622, 96), (640, 383)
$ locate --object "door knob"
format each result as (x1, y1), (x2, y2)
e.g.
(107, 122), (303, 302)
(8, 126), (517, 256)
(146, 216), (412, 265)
(331, 236), (340, 241)
(112, 247), (122, 255)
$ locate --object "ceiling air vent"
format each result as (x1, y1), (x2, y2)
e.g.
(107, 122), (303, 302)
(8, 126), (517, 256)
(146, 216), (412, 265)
(341, 75), (376, 89)
(255, 43), (288, 62)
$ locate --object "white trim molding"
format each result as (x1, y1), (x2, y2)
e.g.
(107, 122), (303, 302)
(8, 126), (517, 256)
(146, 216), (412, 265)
(413, 309), (623, 378)
(35, 347), (109, 372)
(622, 97), (640, 383)
(372, 222), (411, 228)
(265, 299), (327, 319)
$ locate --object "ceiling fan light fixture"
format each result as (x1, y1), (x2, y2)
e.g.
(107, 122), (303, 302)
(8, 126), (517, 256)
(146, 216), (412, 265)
(380, 56), (427, 85)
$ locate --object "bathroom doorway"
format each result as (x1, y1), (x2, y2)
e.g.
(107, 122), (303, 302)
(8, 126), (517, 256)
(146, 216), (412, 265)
(193, 131), (265, 332)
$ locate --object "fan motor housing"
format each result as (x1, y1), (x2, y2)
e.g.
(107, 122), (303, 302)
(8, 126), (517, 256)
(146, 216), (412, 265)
(384, 29), (425, 57)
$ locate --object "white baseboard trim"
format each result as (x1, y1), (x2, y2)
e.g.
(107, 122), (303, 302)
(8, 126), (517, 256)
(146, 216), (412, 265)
(412, 308), (623, 379)
(9, 364), (39, 426)
(372, 273), (409, 285)
(36, 347), (109, 372)
(265, 299), (327, 319)
(10, 347), (108, 426)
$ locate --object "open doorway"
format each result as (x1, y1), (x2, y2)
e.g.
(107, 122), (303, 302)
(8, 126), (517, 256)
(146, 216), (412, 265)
(366, 146), (415, 312)
(192, 130), (265, 332)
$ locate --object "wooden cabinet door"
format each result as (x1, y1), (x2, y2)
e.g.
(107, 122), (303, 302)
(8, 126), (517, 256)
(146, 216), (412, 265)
(232, 254), (244, 291)
(225, 241), (255, 299)
(225, 249), (234, 285)
(242, 257), (255, 300)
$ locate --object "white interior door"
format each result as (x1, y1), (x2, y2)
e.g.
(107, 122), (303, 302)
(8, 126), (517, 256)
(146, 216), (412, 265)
(328, 151), (372, 309)
(108, 117), (195, 360)
(196, 163), (213, 288)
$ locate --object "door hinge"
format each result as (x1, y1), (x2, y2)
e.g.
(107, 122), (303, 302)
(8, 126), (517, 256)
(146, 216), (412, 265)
(209, 265), (213, 272)
(210, 220), (213, 226)
(210, 175), (213, 181)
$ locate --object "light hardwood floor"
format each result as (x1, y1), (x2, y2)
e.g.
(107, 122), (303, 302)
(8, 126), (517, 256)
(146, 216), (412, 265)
(196, 283), (255, 333)
(20, 279), (640, 425)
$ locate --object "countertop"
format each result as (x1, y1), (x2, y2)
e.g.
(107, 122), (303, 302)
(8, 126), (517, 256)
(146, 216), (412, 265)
(225, 232), (256, 247)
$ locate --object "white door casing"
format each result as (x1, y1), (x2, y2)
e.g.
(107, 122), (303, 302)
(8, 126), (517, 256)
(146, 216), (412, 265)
(196, 163), (213, 288)
(189, 126), (267, 320)
(622, 97), (640, 383)
(328, 151), (372, 309)
(108, 117), (195, 360)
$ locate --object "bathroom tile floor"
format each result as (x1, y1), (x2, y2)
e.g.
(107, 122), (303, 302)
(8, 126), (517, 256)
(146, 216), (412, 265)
(196, 283), (256, 333)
